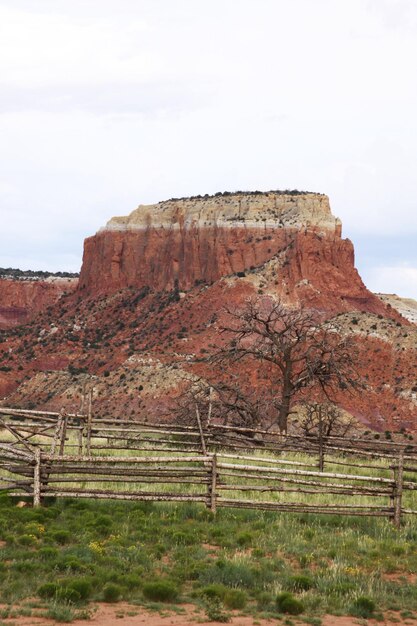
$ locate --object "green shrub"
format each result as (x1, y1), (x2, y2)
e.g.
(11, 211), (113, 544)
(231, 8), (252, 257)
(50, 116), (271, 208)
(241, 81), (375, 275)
(350, 596), (375, 618)
(58, 557), (87, 573)
(119, 573), (142, 590)
(17, 534), (37, 546)
(199, 559), (258, 589)
(38, 582), (60, 599)
(286, 574), (314, 591)
(57, 587), (82, 604)
(38, 547), (59, 560)
(65, 578), (92, 601)
(328, 581), (355, 595)
(223, 589), (247, 609)
(49, 530), (71, 545)
(236, 532), (253, 547)
(143, 580), (178, 602)
(200, 584), (227, 600)
(102, 583), (122, 603)
(171, 530), (196, 546)
(276, 592), (304, 615)
(256, 591), (273, 610)
(38, 578), (92, 605)
(12, 561), (37, 573)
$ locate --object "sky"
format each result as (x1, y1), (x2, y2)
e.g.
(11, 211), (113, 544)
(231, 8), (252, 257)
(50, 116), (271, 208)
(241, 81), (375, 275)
(0, 0), (416, 299)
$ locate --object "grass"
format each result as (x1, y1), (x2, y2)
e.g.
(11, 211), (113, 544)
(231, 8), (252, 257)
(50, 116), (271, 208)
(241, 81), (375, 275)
(1, 493), (417, 620)
(2, 426), (417, 620)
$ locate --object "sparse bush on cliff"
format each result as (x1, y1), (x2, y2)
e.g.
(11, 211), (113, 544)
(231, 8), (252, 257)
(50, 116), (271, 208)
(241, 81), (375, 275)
(165, 189), (322, 203)
(0, 267), (79, 280)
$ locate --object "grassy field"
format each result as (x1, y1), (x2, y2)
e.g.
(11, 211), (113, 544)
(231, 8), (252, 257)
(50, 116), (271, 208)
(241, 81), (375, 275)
(2, 427), (417, 622)
(1, 492), (417, 622)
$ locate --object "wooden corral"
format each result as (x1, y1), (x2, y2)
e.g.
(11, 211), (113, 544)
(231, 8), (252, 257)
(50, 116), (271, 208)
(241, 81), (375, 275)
(0, 406), (416, 528)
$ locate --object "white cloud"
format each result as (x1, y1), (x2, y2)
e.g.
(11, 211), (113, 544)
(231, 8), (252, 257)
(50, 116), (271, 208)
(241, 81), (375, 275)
(0, 0), (416, 294)
(0, 5), (152, 87)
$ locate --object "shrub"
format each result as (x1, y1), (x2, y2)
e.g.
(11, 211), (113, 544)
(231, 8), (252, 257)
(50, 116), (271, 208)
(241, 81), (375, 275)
(350, 596), (375, 618)
(119, 573), (142, 590)
(38, 547), (59, 560)
(286, 574), (314, 591)
(17, 533), (37, 546)
(66, 578), (92, 601)
(256, 591), (273, 610)
(223, 589), (247, 609)
(58, 557), (87, 573)
(38, 582), (60, 599)
(200, 584), (227, 600)
(102, 583), (122, 603)
(276, 592), (304, 615)
(203, 596), (230, 622)
(199, 559), (258, 589)
(57, 586), (82, 603)
(143, 580), (178, 602)
(38, 579), (88, 605)
(236, 531), (253, 547)
(49, 530), (71, 545)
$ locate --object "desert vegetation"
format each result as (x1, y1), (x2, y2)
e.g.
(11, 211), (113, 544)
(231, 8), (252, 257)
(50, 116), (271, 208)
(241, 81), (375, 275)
(2, 411), (417, 622)
(1, 491), (417, 623)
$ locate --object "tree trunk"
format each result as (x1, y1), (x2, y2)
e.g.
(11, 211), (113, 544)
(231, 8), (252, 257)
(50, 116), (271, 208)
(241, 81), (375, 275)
(278, 353), (292, 434)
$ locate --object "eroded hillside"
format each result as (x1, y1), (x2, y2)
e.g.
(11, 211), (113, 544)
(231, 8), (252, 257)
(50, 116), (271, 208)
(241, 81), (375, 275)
(0, 191), (415, 430)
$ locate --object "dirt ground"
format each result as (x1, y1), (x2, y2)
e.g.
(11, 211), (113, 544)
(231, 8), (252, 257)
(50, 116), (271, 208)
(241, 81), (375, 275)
(2, 603), (417, 626)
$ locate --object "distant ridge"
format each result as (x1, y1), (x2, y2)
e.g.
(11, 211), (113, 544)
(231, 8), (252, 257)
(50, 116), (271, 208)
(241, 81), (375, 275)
(0, 267), (79, 281)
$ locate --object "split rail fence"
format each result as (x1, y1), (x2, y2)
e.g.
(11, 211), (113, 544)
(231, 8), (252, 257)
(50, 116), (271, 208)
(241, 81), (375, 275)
(1, 406), (417, 527)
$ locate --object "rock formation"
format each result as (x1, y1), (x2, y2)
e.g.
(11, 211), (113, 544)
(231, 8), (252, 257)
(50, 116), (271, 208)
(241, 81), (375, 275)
(79, 192), (388, 316)
(0, 191), (415, 431)
(377, 294), (417, 325)
(0, 277), (77, 329)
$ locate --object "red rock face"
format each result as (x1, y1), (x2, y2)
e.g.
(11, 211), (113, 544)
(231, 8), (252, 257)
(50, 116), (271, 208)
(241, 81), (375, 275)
(79, 225), (389, 317)
(0, 278), (77, 329)
(79, 226), (292, 293)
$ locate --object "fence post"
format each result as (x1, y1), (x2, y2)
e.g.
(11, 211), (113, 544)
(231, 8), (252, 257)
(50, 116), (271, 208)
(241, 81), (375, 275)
(318, 407), (325, 471)
(33, 447), (41, 508)
(50, 409), (64, 456)
(86, 391), (93, 456)
(58, 413), (68, 457)
(195, 404), (207, 455)
(77, 422), (84, 456)
(393, 449), (405, 528)
(207, 387), (213, 427)
(207, 454), (217, 514)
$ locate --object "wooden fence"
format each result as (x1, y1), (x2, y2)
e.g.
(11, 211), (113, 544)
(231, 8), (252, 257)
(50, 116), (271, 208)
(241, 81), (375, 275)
(0, 406), (416, 527)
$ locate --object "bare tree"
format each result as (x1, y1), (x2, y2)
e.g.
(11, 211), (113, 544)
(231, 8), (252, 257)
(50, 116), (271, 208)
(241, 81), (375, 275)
(172, 376), (268, 430)
(212, 297), (359, 434)
(295, 402), (357, 438)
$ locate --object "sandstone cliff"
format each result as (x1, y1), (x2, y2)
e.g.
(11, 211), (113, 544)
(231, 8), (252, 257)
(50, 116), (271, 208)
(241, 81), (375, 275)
(0, 277), (78, 329)
(0, 191), (415, 431)
(79, 192), (387, 315)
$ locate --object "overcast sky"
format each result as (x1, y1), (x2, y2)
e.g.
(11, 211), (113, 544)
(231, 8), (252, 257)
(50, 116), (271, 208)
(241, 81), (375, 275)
(0, 0), (416, 299)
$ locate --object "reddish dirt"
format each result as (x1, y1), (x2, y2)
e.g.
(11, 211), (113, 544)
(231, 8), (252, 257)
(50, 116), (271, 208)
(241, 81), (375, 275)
(2, 603), (417, 626)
